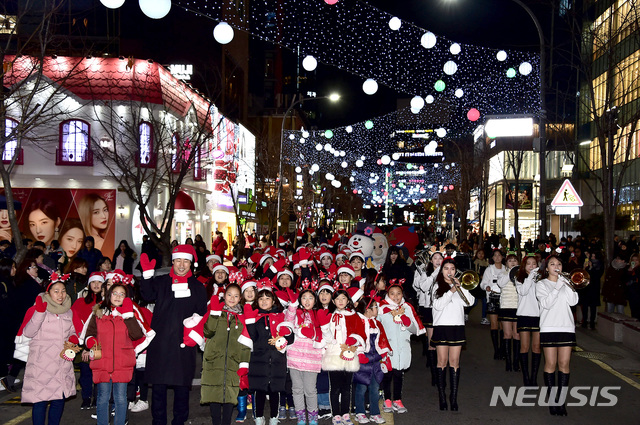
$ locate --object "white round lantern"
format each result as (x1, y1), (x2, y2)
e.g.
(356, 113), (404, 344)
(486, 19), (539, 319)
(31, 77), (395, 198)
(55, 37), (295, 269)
(421, 32), (437, 49)
(324, 143), (332, 151)
(362, 78), (378, 95)
(332, 180), (342, 188)
(302, 55), (317, 72)
(519, 61), (532, 76)
(425, 95), (434, 104)
(100, 0), (125, 8)
(346, 125), (353, 133)
(326, 173), (334, 181)
(299, 138), (305, 144)
(139, 0), (171, 19)
(450, 43), (461, 55)
(392, 153), (401, 160)
(311, 164), (320, 172)
(289, 134), (295, 140)
(436, 128), (447, 138)
(302, 131), (310, 138)
(295, 166), (302, 173)
(315, 143), (323, 151)
(410, 95), (425, 110)
(213, 22), (234, 44)
(443, 60), (457, 75)
(455, 89), (464, 98)
(341, 161), (348, 168)
(389, 17), (402, 31)
(496, 50), (507, 61)
(411, 107), (421, 115)
(381, 155), (391, 165)
(356, 160), (364, 167)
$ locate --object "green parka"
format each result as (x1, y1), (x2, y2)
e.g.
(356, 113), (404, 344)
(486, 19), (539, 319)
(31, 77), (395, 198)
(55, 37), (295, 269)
(201, 310), (252, 405)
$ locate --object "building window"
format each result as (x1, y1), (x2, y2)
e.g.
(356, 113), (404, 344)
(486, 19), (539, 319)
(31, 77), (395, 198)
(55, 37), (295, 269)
(138, 121), (156, 167)
(58, 119), (92, 165)
(171, 133), (180, 172)
(2, 118), (22, 165)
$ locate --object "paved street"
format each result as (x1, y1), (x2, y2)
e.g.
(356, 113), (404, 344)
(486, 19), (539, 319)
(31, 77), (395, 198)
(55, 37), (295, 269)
(2, 307), (640, 425)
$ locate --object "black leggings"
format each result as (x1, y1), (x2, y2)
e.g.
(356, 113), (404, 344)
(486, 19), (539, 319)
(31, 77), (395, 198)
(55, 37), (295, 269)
(210, 402), (234, 425)
(382, 369), (403, 401)
(329, 371), (353, 416)
(255, 390), (279, 418)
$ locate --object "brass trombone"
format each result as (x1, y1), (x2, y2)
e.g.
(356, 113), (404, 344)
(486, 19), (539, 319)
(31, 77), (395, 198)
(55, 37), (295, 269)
(449, 270), (480, 306)
(557, 268), (590, 290)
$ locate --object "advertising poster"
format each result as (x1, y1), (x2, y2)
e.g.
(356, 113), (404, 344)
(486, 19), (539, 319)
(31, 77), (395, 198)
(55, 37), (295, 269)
(0, 188), (116, 256)
(505, 183), (533, 209)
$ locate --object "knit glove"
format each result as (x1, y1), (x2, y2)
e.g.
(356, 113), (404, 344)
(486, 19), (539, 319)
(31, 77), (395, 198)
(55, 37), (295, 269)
(140, 253), (156, 279)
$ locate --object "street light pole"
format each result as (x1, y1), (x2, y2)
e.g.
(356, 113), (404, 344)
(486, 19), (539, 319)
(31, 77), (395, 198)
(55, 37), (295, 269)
(276, 93), (340, 241)
(509, 0), (547, 240)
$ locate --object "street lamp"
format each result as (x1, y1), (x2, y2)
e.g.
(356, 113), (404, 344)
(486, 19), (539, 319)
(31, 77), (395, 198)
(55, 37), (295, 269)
(276, 93), (340, 240)
(447, 0), (547, 238)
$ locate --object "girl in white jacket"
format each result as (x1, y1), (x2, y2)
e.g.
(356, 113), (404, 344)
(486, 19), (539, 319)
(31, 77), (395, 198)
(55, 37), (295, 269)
(412, 251), (443, 386)
(536, 255), (579, 416)
(431, 258), (472, 412)
(480, 249), (507, 359)
(515, 255), (541, 386)
(496, 253), (520, 372)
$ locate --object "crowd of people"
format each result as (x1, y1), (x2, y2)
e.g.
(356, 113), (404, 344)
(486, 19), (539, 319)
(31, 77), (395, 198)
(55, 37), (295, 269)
(0, 226), (639, 425)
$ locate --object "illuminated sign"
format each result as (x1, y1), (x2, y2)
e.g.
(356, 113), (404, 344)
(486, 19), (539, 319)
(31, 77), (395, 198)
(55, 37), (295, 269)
(169, 64), (193, 80)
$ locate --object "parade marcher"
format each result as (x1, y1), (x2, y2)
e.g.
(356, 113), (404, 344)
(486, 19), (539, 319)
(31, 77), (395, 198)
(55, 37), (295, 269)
(515, 255), (541, 386)
(579, 251), (604, 327)
(140, 245), (207, 425)
(472, 250), (490, 325)
(378, 282), (425, 414)
(19, 274), (77, 425)
(480, 249), (507, 359)
(83, 283), (144, 425)
(536, 255), (579, 416)
(315, 280), (333, 420)
(202, 283), (252, 425)
(496, 253), (520, 372)
(431, 258), (472, 412)
(412, 251), (442, 385)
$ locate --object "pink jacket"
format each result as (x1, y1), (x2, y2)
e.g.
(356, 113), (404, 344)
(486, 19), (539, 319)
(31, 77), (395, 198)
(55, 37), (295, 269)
(284, 306), (323, 373)
(21, 308), (76, 403)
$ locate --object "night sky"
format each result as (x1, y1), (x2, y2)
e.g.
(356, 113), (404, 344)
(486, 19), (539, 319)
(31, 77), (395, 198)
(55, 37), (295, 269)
(117, 0), (558, 129)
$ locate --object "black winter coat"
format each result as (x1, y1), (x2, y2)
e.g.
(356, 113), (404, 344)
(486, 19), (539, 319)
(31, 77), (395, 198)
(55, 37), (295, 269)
(247, 311), (294, 392)
(140, 273), (207, 386)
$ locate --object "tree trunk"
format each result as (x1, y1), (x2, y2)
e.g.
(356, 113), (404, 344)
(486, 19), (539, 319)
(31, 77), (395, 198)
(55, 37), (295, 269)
(0, 167), (25, 264)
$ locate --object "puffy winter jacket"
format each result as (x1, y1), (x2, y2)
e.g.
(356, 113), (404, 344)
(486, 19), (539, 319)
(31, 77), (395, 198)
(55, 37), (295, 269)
(353, 333), (383, 386)
(85, 306), (144, 383)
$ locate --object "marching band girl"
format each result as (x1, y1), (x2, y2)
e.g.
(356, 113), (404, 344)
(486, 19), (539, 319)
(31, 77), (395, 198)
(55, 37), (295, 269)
(515, 255), (541, 386)
(480, 249), (507, 360)
(496, 253), (520, 372)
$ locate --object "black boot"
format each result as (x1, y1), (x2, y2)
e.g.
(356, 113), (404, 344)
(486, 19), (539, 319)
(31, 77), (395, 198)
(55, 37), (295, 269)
(557, 372), (570, 416)
(449, 367), (460, 411)
(491, 330), (500, 359)
(543, 372), (558, 415)
(504, 339), (512, 371)
(519, 353), (530, 386)
(428, 350), (438, 387)
(437, 367), (448, 411)
(531, 353), (541, 386)
(499, 330), (506, 359)
(512, 340), (521, 372)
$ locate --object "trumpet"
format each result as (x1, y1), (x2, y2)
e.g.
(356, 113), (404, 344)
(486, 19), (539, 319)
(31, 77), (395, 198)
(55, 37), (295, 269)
(448, 270), (480, 306)
(556, 268), (590, 290)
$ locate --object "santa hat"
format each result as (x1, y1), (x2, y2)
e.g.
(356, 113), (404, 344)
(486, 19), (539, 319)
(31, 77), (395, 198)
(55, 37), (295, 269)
(212, 264), (229, 275)
(277, 267), (294, 280)
(347, 287), (364, 303)
(105, 269), (125, 283)
(292, 263), (301, 271)
(241, 280), (257, 293)
(180, 313), (206, 350)
(87, 272), (105, 285)
(349, 251), (366, 262)
(296, 228), (304, 240)
(337, 264), (355, 277)
(206, 254), (222, 264)
(318, 283), (335, 293)
(248, 253), (262, 265)
(259, 254), (273, 266)
(307, 228), (316, 237)
(319, 250), (334, 261)
(277, 236), (288, 247)
(246, 234), (256, 247)
(335, 252), (347, 261)
(173, 244), (198, 267)
(46, 272), (70, 292)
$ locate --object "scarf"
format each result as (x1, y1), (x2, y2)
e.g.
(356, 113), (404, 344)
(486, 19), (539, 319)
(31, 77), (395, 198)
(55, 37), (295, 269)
(42, 293), (72, 314)
(169, 269), (193, 298)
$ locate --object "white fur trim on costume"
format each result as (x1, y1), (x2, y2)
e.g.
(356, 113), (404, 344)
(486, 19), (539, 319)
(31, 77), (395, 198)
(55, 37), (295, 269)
(237, 333), (253, 351)
(142, 269), (155, 279)
(348, 333), (365, 349)
(172, 252), (193, 261)
(239, 362), (249, 370)
(173, 289), (192, 298)
(188, 330), (206, 351)
(244, 317), (256, 325)
(120, 311), (134, 319)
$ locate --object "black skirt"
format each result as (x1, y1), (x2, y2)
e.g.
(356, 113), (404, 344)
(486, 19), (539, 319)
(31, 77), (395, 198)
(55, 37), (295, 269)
(540, 332), (576, 347)
(419, 306), (434, 328)
(498, 308), (518, 322)
(517, 315), (540, 332)
(430, 325), (466, 347)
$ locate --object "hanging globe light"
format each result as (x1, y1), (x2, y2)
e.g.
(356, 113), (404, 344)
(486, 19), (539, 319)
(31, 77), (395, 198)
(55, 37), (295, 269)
(362, 78), (378, 95)
(496, 50), (507, 61)
(100, 0), (125, 8)
(389, 17), (402, 30)
(139, 0), (171, 19)
(213, 22), (234, 44)
(421, 32), (437, 49)
(410, 95), (425, 110)
(302, 55), (317, 72)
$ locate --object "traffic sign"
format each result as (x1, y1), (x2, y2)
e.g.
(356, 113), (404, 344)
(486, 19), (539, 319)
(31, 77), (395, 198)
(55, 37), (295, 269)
(551, 179), (583, 207)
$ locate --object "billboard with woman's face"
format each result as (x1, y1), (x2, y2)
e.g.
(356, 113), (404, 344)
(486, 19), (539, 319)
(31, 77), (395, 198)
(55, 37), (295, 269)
(0, 188), (116, 256)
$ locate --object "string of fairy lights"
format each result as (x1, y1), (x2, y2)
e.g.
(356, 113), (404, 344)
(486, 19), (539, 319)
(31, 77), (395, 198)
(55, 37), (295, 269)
(100, 0), (540, 207)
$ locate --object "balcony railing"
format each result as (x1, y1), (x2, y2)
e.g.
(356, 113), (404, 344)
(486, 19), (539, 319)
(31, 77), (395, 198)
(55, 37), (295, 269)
(55, 148), (93, 166)
(2, 148), (23, 165)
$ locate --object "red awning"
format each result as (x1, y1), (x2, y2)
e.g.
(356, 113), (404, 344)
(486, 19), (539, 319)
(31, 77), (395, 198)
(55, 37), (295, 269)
(175, 190), (195, 211)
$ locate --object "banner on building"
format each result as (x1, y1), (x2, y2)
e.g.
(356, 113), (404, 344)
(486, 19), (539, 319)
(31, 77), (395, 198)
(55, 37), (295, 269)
(505, 183), (533, 210)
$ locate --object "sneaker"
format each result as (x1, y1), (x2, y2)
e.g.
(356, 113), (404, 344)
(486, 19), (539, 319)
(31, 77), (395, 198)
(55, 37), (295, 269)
(342, 414), (354, 425)
(318, 408), (332, 419)
(269, 418), (279, 425)
(91, 414), (98, 420)
(128, 401), (135, 410)
(480, 317), (490, 325)
(382, 400), (394, 413)
(332, 415), (343, 425)
(0, 377), (16, 393)
(355, 413), (369, 424)
(278, 406), (287, 420)
(130, 400), (149, 412)
(81, 399), (92, 410)
(392, 400), (407, 413)
(288, 406), (296, 420)
(369, 415), (386, 424)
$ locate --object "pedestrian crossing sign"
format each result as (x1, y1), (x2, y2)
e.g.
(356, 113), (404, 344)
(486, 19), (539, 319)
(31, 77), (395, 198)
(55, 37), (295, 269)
(551, 179), (583, 207)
